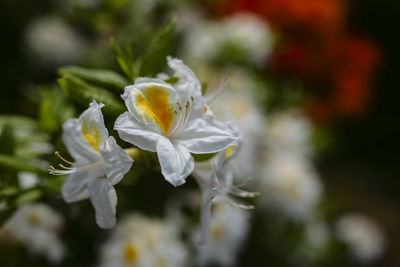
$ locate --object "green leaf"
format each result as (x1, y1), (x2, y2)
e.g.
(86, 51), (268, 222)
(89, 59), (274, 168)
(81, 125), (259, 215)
(0, 116), (50, 158)
(14, 188), (43, 206)
(111, 38), (135, 82)
(0, 154), (46, 175)
(0, 207), (15, 226)
(44, 176), (65, 194)
(39, 87), (75, 134)
(0, 124), (16, 155)
(59, 65), (128, 91)
(58, 75), (125, 115)
(0, 186), (18, 197)
(192, 153), (217, 162)
(139, 18), (176, 77)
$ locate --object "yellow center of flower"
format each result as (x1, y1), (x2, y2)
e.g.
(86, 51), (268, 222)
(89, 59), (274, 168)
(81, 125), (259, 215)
(225, 145), (236, 158)
(124, 243), (138, 263)
(210, 224), (225, 240)
(81, 120), (102, 152)
(135, 86), (174, 133)
(28, 212), (41, 225)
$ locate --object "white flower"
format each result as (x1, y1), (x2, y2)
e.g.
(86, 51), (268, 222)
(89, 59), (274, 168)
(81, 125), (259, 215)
(184, 13), (274, 65)
(114, 57), (238, 186)
(18, 172), (39, 189)
(49, 101), (133, 228)
(336, 213), (386, 263)
(25, 17), (85, 65)
(4, 203), (65, 263)
(193, 136), (259, 244)
(266, 110), (313, 156)
(258, 153), (322, 220)
(99, 214), (188, 267)
(193, 202), (250, 267)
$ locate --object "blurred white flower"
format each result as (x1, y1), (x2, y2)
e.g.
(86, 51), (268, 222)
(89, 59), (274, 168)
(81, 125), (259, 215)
(115, 57), (238, 186)
(184, 13), (274, 65)
(194, 202), (250, 267)
(18, 172), (39, 189)
(49, 101), (133, 228)
(99, 214), (188, 267)
(336, 213), (386, 263)
(258, 153), (322, 220)
(4, 203), (65, 263)
(193, 136), (259, 244)
(25, 17), (85, 65)
(266, 110), (313, 156)
(206, 68), (266, 178)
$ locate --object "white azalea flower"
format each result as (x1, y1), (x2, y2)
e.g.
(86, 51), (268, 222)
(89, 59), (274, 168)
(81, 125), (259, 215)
(49, 101), (133, 228)
(4, 203), (65, 263)
(266, 110), (313, 156)
(336, 213), (386, 263)
(25, 17), (85, 65)
(114, 57), (238, 186)
(193, 129), (259, 244)
(193, 202), (250, 267)
(99, 214), (188, 267)
(258, 153), (322, 220)
(184, 12), (274, 66)
(18, 172), (39, 189)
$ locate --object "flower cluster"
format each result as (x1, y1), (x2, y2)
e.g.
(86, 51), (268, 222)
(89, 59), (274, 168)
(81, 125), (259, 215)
(49, 57), (239, 237)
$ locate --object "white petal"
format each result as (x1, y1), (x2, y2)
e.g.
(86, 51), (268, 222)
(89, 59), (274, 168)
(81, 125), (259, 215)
(101, 136), (133, 185)
(167, 56), (202, 97)
(121, 81), (179, 134)
(62, 119), (101, 164)
(198, 170), (218, 245)
(61, 171), (94, 203)
(80, 100), (108, 142)
(174, 118), (239, 154)
(167, 57), (205, 120)
(88, 178), (117, 229)
(156, 138), (194, 186)
(62, 101), (108, 163)
(114, 112), (163, 152)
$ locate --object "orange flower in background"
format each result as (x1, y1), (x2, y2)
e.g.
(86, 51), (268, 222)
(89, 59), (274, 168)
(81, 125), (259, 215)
(213, 0), (345, 34)
(331, 35), (380, 116)
(307, 36), (380, 122)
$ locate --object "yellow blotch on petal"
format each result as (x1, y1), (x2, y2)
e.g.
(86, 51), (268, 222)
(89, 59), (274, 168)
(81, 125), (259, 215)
(225, 145), (236, 159)
(124, 243), (138, 263)
(135, 86), (174, 133)
(82, 120), (102, 152)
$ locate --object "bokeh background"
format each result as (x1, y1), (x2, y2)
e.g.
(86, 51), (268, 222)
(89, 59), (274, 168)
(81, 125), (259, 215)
(0, 0), (399, 266)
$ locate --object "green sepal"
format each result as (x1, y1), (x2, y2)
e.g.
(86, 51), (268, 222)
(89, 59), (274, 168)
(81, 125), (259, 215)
(192, 153), (217, 162)
(164, 76), (179, 85)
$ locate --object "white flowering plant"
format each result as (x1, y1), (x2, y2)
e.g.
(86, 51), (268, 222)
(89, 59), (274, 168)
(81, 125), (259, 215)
(0, 2), (389, 266)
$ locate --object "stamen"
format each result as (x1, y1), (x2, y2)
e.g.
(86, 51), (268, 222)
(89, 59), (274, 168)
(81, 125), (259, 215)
(226, 197), (255, 210)
(234, 177), (253, 188)
(168, 97), (194, 137)
(58, 164), (74, 170)
(229, 187), (260, 198)
(55, 151), (75, 166)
